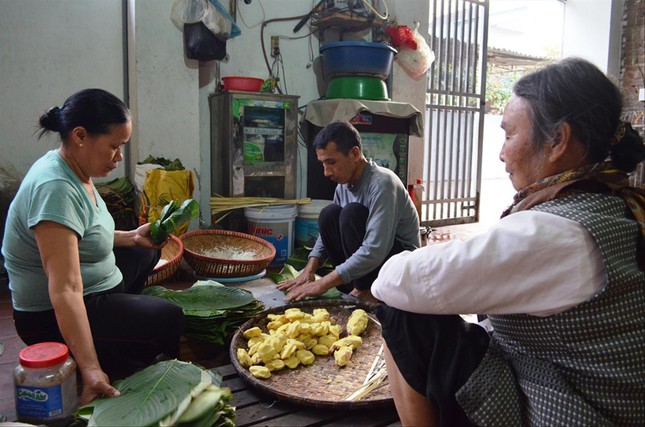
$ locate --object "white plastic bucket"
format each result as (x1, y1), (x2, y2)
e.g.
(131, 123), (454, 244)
(245, 205), (298, 266)
(295, 199), (333, 249)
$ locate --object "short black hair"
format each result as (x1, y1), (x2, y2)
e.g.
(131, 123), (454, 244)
(312, 121), (362, 155)
(38, 88), (131, 140)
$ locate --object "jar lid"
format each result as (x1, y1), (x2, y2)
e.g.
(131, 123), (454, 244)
(19, 342), (69, 368)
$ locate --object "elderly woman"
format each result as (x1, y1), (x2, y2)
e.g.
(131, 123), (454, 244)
(372, 57), (645, 426)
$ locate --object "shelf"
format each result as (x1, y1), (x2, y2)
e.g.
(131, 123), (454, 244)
(312, 11), (383, 33)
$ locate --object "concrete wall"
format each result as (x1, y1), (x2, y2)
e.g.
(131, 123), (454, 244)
(0, 0), (124, 177)
(127, 0), (202, 227)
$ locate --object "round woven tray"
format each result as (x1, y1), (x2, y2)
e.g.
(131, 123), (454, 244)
(144, 235), (183, 287)
(230, 300), (392, 409)
(180, 229), (276, 278)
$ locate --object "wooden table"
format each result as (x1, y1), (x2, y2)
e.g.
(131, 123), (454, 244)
(218, 363), (401, 427)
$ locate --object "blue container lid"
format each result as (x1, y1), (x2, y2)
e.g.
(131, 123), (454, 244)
(320, 41), (397, 55)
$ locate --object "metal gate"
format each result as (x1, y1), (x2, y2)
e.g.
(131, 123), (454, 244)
(421, 0), (489, 227)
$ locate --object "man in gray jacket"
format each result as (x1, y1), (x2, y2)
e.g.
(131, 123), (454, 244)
(278, 121), (420, 302)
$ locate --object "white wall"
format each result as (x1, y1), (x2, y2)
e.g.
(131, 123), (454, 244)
(0, 0), (124, 177)
(128, 0), (202, 225)
(562, 0), (623, 78)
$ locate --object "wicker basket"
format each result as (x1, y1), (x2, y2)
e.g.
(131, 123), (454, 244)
(180, 229), (276, 278)
(144, 235), (184, 287)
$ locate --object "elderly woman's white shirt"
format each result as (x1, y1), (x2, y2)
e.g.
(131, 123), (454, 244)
(371, 210), (605, 317)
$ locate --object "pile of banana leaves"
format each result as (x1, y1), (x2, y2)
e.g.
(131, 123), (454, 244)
(75, 360), (234, 426)
(143, 281), (265, 344)
(96, 177), (138, 230)
(139, 155), (185, 171)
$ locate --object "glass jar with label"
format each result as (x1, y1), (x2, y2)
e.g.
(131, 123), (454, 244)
(14, 342), (79, 425)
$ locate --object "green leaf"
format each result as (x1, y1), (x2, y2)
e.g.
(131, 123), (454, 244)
(149, 199), (199, 244)
(85, 360), (208, 427)
(151, 283), (254, 311)
(160, 200), (179, 223)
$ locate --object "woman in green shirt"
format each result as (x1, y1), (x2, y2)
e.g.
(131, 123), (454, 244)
(2, 89), (184, 405)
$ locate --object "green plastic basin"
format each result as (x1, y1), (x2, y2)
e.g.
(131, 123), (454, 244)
(325, 76), (389, 101)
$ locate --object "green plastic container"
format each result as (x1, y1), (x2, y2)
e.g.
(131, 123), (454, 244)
(325, 76), (389, 101)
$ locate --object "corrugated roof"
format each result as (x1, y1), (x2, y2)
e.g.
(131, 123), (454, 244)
(487, 47), (549, 67)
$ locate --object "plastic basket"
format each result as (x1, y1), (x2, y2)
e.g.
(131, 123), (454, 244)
(180, 229), (276, 278)
(144, 235), (184, 287)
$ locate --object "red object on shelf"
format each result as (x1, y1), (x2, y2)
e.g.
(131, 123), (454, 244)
(385, 25), (418, 50)
(222, 76), (264, 92)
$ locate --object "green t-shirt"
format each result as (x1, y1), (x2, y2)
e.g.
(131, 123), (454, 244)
(2, 150), (122, 311)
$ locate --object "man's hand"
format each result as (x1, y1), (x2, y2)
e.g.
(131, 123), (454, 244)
(281, 279), (334, 302)
(278, 269), (344, 302)
(277, 270), (316, 292)
(277, 269), (318, 302)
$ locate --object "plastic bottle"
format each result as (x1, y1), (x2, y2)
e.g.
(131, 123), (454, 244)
(14, 342), (79, 425)
(413, 178), (424, 219)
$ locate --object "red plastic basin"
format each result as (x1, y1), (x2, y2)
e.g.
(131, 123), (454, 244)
(222, 76), (264, 92)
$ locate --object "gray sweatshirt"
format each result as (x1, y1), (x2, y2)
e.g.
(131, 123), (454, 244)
(309, 160), (420, 284)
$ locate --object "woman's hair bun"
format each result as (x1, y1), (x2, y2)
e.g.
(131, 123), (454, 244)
(39, 106), (62, 132)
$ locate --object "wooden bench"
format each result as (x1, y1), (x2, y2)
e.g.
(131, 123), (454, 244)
(218, 363), (401, 426)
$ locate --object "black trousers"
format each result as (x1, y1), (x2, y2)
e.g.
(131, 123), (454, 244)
(376, 305), (490, 427)
(13, 247), (184, 379)
(318, 202), (405, 292)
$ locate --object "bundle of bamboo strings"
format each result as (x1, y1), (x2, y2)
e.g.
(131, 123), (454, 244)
(345, 344), (388, 401)
(210, 195), (311, 222)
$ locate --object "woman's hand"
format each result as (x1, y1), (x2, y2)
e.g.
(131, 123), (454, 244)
(114, 223), (166, 249)
(132, 223), (166, 249)
(80, 367), (120, 405)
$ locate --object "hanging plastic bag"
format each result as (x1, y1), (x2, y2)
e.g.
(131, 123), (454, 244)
(184, 21), (227, 60)
(170, 0), (240, 40)
(391, 22), (435, 80)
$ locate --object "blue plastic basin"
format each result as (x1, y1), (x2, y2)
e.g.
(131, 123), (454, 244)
(320, 41), (397, 80)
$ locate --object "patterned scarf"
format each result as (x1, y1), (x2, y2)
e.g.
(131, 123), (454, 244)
(501, 161), (645, 270)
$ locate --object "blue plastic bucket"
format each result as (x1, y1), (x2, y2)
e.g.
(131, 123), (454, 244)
(295, 200), (333, 249)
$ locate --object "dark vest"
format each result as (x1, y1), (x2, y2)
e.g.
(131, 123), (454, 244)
(457, 193), (645, 426)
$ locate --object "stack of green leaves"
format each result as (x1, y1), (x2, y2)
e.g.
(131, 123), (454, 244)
(139, 155), (185, 171)
(143, 281), (265, 345)
(149, 199), (200, 245)
(76, 360), (235, 426)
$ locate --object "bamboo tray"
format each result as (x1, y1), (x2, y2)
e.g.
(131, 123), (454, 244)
(144, 235), (183, 287)
(230, 300), (392, 409)
(180, 229), (275, 278)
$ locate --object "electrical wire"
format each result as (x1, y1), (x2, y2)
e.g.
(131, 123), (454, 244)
(260, 15), (307, 93)
(360, 0), (388, 21)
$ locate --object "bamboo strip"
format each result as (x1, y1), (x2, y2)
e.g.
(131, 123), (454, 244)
(364, 344), (384, 385)
(209, 195), (312, 217)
